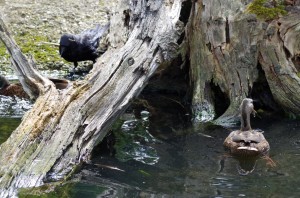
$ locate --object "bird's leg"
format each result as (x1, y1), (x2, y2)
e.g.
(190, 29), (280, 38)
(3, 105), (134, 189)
(69, 62), (78, 80)
(74, 61), (78, 69)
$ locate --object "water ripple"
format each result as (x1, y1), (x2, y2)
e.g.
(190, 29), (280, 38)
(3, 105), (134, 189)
(0, 96), (33, 117)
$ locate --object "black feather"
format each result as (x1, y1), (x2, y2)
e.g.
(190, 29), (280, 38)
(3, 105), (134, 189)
(59, 23), (109, 67)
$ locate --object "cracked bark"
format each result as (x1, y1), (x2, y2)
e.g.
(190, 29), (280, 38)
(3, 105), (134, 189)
(1, 0), (300, 196)
(186, 0), (300, 123)
(259, 13), (300, 114)
(0, 0), (184, 196)
(187, 0), (261, 124)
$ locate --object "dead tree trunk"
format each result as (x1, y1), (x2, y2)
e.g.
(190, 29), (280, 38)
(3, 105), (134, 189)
(186, 0), (263, 124)
(186, 0), (300, 123)
(0, 0), (184, 196)
(1, 0), (300, 196)
(259, 14), (300, 116)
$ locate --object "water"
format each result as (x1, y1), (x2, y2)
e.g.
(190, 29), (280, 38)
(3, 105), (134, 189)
(0, 117), (21, 144)
(0, 96), (33, 117)
(18, 114), (299, 197)
(2, 98), (300, 197)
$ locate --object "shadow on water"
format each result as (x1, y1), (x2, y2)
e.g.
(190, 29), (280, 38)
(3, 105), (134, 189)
(96, 113), (300, 197)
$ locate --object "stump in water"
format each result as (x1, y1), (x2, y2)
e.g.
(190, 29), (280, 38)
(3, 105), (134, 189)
(186, 0), (300, 123)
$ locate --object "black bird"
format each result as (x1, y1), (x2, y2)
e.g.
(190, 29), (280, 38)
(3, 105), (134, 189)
(59, 23), (109, 68)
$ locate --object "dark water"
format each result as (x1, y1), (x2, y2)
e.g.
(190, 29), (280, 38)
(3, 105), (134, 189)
(2, 106), (300, 197)
(74, 117), (300, 197)
(0, 117), (21, 144)
(32, 114), (300, 197)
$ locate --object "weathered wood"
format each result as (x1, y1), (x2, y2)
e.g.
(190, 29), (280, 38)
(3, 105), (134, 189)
(187, 0), (263, 124)
(1, 0), (300, 196)
(259, 13), (300, 115)
(0, 18), (54, 99)
(0, 0), (183, 196)
(187, 0), (300, 123)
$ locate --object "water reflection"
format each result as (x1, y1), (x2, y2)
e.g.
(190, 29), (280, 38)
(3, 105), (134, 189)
(219, 152), (276, 176)
(236, 157), (258, 175)
(13, 112), (300, 197)
(0, 117), (20, 144)
(75, 116), (300, 197)
(113, 111), (160, 165)
(0, 94), (299, 197)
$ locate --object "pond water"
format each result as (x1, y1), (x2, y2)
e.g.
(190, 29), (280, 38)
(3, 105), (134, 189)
(72, 116), (300, 198)
(1, 99), (300, 197)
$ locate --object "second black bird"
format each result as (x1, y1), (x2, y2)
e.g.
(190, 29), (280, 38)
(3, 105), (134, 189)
(59, 23), (109, 68)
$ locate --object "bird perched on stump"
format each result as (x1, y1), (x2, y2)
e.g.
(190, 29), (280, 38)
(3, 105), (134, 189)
(59, 23), (110, 68)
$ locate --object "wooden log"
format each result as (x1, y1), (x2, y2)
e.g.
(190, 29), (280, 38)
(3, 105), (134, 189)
(0, 0), (184, 196)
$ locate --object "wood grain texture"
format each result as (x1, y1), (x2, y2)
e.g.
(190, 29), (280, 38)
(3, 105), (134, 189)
(0, 0), (183, 196)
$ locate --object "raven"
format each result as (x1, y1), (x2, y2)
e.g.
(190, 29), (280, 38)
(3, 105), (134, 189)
(59, 23), (109, 68)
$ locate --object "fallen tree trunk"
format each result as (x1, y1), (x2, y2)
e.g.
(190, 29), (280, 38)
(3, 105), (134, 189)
(0, 0), (184, 196)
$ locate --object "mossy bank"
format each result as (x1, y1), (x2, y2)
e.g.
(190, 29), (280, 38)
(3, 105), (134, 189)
(0, 0), (112, 74)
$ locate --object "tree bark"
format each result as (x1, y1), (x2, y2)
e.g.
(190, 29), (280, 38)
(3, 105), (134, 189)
(1, 0), (300, 196)
(0, 0), (184, 196)
(187, 0), (300, 123)
(187, 0), (263, 124)
(259, 14), (300, 116)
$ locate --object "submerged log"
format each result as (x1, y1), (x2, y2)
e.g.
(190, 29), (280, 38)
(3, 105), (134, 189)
(0, 0), (184, 196)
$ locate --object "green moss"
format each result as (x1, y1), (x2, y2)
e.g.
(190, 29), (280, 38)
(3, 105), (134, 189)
(246, 0), (287, 21)
(15, 32), (62, 66)
(0, 42), (10, 59)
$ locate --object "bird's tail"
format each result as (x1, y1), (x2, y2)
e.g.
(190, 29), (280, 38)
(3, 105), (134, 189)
(91, 23), (110, 46)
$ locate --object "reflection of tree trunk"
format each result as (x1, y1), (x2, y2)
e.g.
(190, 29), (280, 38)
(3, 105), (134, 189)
(0, 0), (184, 196)
(1, 0), (300, 196)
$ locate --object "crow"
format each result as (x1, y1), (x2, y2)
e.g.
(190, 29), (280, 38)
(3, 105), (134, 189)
(59, 23), (109, 68)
